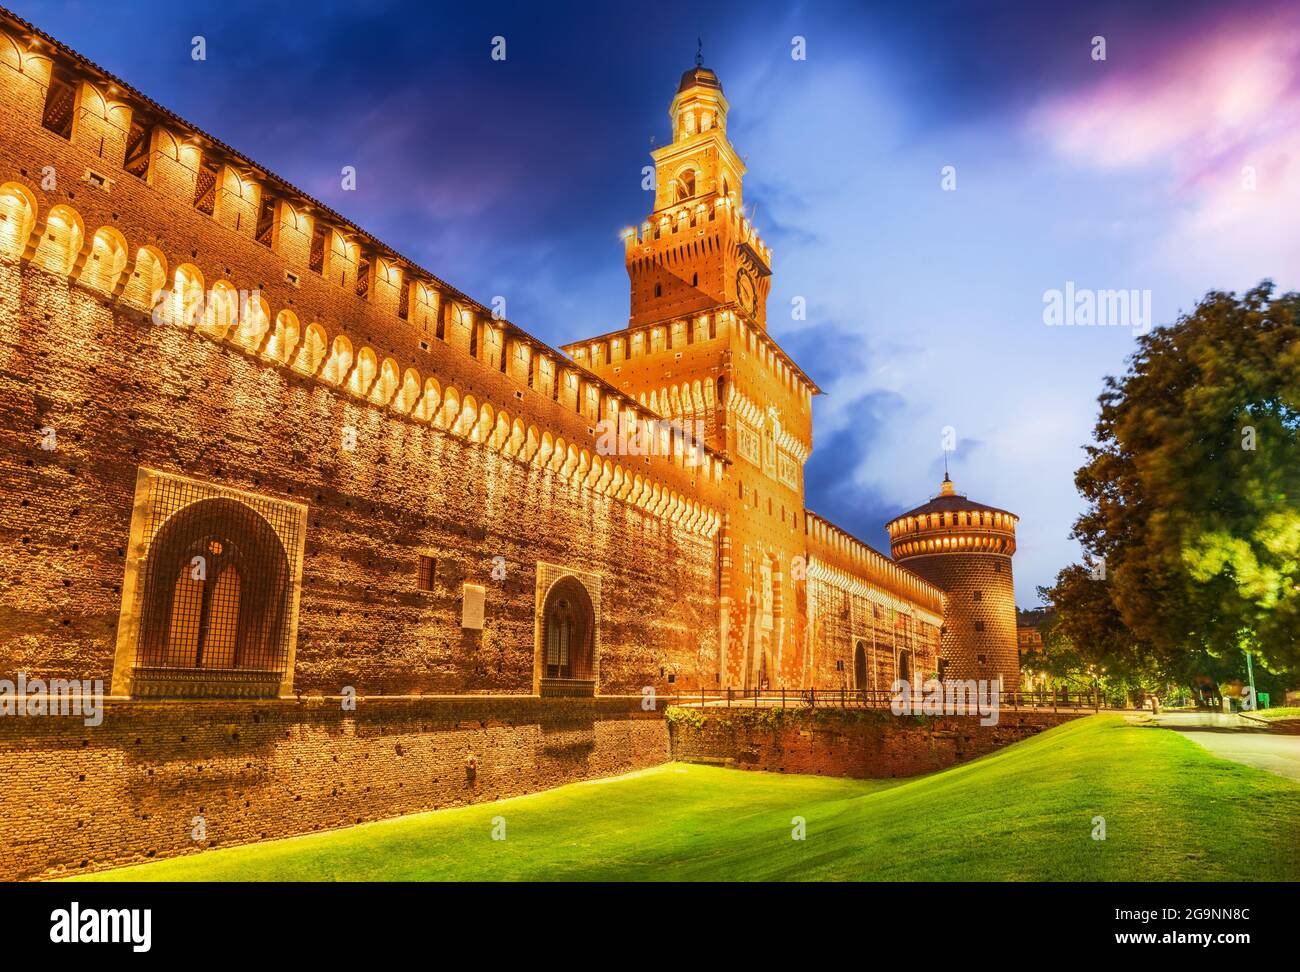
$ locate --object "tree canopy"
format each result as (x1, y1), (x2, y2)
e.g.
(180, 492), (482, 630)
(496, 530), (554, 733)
(1048, 282), (1300, 677)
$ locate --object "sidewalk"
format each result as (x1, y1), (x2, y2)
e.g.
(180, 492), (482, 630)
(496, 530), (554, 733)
(1150, 711), (1300, 781)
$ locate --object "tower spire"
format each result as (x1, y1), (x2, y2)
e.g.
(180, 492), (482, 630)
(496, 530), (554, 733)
(940, 456), (955, 497)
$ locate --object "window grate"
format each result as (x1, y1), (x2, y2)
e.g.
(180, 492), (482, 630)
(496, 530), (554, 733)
(355, 254), (370, 298)
(255, 196), (276, 247)
(131, 477), (303, 696)
(417, 555), (436, 592)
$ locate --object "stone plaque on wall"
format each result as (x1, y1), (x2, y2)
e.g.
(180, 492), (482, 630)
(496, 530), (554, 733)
(462, 583), (486, 629)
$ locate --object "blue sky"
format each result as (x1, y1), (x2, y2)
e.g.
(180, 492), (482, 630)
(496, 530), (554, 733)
(15, 0), (1300, 602)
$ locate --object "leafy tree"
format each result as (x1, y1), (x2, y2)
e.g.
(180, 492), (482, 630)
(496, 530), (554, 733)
(1068, 282), (1300, 675)
(1030, 569), (1163, 704)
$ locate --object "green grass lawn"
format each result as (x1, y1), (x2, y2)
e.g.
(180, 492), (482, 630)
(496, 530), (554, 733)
(73, 714), (1300, 882)
(1253, 706), (1300, 721)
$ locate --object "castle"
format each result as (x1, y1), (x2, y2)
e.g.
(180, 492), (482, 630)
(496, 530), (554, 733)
(0, 7), (1025, 878)
(0, 10), (1019, 702)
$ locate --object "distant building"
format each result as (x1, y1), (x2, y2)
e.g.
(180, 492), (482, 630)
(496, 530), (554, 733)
(1016, 607), (1052, 674)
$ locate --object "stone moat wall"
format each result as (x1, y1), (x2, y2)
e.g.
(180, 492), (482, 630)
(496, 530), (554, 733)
(665, 705), (1084, 778)
(1, 695), (670, 881)
(0, 696), (1087, 880)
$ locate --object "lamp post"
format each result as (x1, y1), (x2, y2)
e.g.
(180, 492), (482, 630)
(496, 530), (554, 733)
(1244, 646), (1257, 710)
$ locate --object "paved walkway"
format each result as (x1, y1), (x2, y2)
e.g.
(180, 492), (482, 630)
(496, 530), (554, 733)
(1151, 711), (1300, 781)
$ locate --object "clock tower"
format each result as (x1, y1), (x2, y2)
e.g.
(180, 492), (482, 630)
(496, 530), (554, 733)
(565, 60), (818, 693)
(627, 61), (773, 329)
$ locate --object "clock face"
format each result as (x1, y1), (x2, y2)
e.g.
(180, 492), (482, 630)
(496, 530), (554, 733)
(736, 267), (757, 316)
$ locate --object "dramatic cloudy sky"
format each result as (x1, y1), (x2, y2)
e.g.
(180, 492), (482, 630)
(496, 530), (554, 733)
(16, 0), (1300, 602)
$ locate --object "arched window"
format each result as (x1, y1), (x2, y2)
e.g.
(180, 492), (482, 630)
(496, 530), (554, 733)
(546, 600), (574, 676)
(134, 497), (293, 696)
(542, 576), (595, 687)
(675, 169), (696, 202)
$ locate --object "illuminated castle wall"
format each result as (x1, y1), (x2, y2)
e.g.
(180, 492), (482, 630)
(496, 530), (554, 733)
(0, 10), (1010, 702)
(0, 10), (721, 700)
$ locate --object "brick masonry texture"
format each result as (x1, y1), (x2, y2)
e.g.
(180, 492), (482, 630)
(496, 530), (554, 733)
(1, 695), (669, 881)
(666, 705), (1083, 779)
(901, 553), (1019, 685)
(0, 12), (1031, 881)
(0, 256), (719, 695)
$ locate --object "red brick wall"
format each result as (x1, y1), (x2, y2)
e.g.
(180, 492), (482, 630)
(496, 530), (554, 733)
(0, 255), (719, 695)
(1, 695), (670, 881)
(897, 553), (1019, 687)
(667, 705), (1083, 778)
(802, 575), (942, 691)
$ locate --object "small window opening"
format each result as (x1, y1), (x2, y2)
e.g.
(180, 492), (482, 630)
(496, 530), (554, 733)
(193, 157), (220, 215)
(417, 556), (436, 592)
(41, 68), (77, 140)
(308, 224), (327, 274)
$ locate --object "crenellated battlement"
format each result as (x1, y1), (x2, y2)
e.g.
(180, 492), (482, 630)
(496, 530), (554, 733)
(805, 511), (946, 620)
(886, 478), (1019, 560)
(622, 194), (772, 269)
(563, 309), (819, 419)
(0, 8), (723, 538)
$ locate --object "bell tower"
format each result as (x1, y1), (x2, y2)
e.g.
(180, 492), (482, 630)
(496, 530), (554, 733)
(564, 59), (815, 695)
(627, 58), (772, 328)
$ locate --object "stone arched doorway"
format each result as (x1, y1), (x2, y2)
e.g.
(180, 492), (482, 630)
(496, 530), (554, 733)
(134, 496), (292, 697)
(854, 640), (868, 691)
(539, 574), (596, 697)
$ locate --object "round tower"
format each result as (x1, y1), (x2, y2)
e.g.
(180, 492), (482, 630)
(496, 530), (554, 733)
(885, 475), (1019, 689)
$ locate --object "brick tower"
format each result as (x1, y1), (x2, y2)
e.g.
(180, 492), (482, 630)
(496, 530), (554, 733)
(885, 475), (1019, 688)
(625, 61), (773, 332)
(563, 60), (818, 693)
